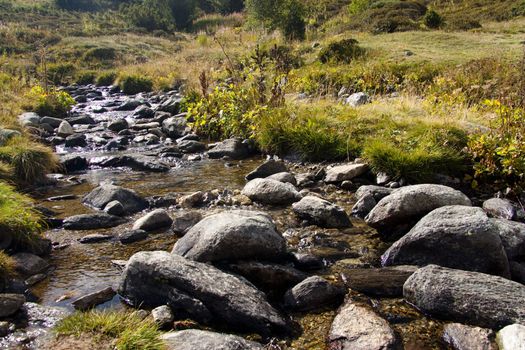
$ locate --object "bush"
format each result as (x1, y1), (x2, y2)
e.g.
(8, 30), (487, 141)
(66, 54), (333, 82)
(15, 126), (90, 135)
(96, 71), (117, 86)
(76, 71), (97, 85)
(82, 47), (117, 62)
(0, 250), (14, 282)
(245, 0), (306, 40)
(118, 75), (153, 94)
(446, 17), (482, 31)
(54, 310), (164, 350)
(121, 0), (197, 30)
(0, 136), (59, 185)
(0, 182), (43, 250)
(29, 86), (76, 118)
(46, 63), (77, 86)
(423, 9), (443, 29)
(318, 38), (365, 64)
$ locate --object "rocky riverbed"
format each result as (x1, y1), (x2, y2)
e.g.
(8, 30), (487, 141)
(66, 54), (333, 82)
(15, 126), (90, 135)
(1, 84), (525, 349)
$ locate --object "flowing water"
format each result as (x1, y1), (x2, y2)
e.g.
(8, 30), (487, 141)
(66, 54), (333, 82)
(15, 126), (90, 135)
(6, 86), (451, 349)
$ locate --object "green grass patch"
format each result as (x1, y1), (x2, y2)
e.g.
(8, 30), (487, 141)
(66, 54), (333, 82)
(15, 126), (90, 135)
(54, 310), (165, 350)
(0, 136), (59, 185)
(0, 250), (15, 281)
(0, 181), (43, 249)
(118, 74), (154, 95)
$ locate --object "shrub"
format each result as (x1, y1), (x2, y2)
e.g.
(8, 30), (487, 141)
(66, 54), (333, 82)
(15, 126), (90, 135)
(245, 0), (306, 40)
(318, 38), (365, 64)
(96, 71), (117, 86)
(423, 9), (443, 29)
(0, 136), (60, 185)
(29, 86), (76, 118)
(446, 17), (482, 31)
(76, 71), (97, 85)
(121, 0), (197, 30)
(54, 310), (164, 350)
(0, 182), (43, 250)
(0, 250), (14, 282)
(46, 63), (77, 86)
(118, 75), (153, 94)
(82, 47), (117, 62)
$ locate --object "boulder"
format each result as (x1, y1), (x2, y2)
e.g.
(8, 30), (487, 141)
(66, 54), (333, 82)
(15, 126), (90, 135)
(381, 206), (511, 278)
(172, 211), (287, 263)
(284, 276), (345, 311)
(67, 115), (96, 125)
(329, 299), (397, 350)
(365, 184), (472, 233)
(116, 99), (142, 111)
(158, 96), (182, 114)
(267, 172), (297, 185)
(118, 251), (288, 336)
(352, 185), (396, 218)
(132, 209), (173, 232)
(162, 117), (188, 139)
(83, 184), (149, 214)
(79, 233), (113, 243)
(57, 121), (74, 137)
(292, 196), (352, 229)
(41, 117), (62, 128)
(63, 213), (126, 230)
(345, 92), (369, 107)
(208, 138), (251, 160)
(241, 178), (301, 205)
(483, 198), (516, 220)
(119, 229), (148, 244)
(108, 118), (129, 133)
(491, 219), (525, 260)
(324, 163), (368, 183)
(0, 294), (25, 317)
(18, 112), (40, 128)
(172, 211), (202, 235)
(162, 330), (263, 350)
(61, 156), (88, 173)
(245, 159), (288, 181)
(351, 195), (377, 219)
(497, 324), (525, 350)
(403, 265), (525, 329)
(178, 140), (206, 153)
(12, 253), (49, 276)
(0, 129), (21, 146)
(341, 266), (418, 297)
(443, 323), (496, 350)
(134, 105), (155, 119)
(104, 200), (124, 216)
(65, 134), (87, 148)
(72, 287), (115, 311)
(90, 155), (170, 173)
(152, 305), (174, 328)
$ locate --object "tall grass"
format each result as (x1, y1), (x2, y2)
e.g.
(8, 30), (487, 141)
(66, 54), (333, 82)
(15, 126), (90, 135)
(54, 310), (165, 350)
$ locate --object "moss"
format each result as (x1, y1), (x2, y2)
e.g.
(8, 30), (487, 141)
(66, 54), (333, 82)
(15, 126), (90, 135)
(54, 310), (165, 350)
(0, 136), (59, 185)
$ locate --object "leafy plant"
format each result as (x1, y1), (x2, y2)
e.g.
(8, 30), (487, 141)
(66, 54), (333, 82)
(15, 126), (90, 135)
(96, 71), (117, 86)
(28, 86), (76, 118)
(423, 9), (443, 29)
(318, 38), (365, 64)
(118, 74), (153, 94)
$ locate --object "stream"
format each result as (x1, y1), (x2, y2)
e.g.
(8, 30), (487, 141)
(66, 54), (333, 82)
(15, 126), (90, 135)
(4, 85), (451, 349)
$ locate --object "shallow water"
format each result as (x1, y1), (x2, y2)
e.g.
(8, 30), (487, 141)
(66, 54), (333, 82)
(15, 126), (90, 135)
(17, 87), (450, 349)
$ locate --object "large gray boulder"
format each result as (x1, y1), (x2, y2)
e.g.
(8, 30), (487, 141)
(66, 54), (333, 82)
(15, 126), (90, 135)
(162, 117), (188, 138)
(352, 185), (396, 218)
(132, 209), (173, 232)
(483, 198), (516, 220)
(83, 184), (148, 214)
(90, 155), (170, 173)
(324, 163), (368, 183)
(208, 138), (251, 160)
(118, 251), (288, 336)
(241, 178), (301, 205)
(0, 294), (25, 317)
(162, 330), (263, 350)
(172, 211), (287, 263)
(365, 184), (472, 233)
(329, 299), (397, 350)
(292, 196), (352, 229)
(404, 265), (525, 329)
(245, 159), (287, 181)
(12, 253), (49, 276)
(382, 206), (511, 278)
(63, 213), (126, 230)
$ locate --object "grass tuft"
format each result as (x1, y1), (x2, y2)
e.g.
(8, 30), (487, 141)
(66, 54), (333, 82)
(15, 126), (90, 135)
(54, 310), (165, 350)
(0, 250), (15, 281)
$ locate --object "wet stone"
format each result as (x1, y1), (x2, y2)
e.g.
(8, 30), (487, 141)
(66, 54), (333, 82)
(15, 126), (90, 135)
(443, 323), (496, 350)
(72, 287), (115, 310)
(79, 234), (113, 244)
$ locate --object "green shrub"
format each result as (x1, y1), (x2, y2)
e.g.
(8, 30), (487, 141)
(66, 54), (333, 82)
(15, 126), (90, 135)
(318, 38), (365, 64)
(29, 86), (76, 118)
(82, 47), (117, 62)
(118, 75), (153, 94)
(0, 250), (14, 281)
(446, 17), (482, 31)
(46, 63), (77, 86)
(96, 71), (117, 86)
(423, 9), (443, 29)
(245, 0), (306, 40)
(76, 71), (97, 85)
(121, 0), (197, 30)
(0, 136), (59, 185)
(54, 310), (164, 350)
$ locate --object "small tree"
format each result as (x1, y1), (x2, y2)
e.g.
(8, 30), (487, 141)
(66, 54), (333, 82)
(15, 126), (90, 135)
(245, 0), (306, 41)
(424, 9), (443, 29)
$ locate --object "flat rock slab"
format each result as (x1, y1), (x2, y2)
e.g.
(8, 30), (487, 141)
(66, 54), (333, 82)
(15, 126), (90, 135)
(245, 159), (287, 180)
(79, 234), (113, 244)
(443, 323), (496, 350)
(329, 299), (397, 350)
(118, 251), (288, 336)
(63, 213), (126, 230)
(72, 287), (115, 310)
(162, 329), (263, 350)
(404, 265), (525, 329)
(342, 266), (417, 297)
